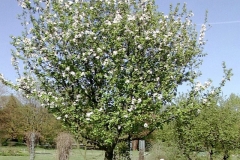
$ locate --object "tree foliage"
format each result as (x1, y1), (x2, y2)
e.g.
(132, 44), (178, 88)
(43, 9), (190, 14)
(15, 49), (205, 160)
(22, 103), (65, 144)
(0, 0), (232, 159)
(0, 94), (64, 145)
(156, 94), (240, 160)
(0, 95), (24, 141)
(0, 83), (9, 110)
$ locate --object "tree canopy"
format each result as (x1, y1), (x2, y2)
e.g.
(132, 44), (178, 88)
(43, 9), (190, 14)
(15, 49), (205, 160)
(156, 94), (240, 160)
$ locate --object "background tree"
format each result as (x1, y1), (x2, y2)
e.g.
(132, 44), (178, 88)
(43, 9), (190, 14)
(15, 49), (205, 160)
(0, 93), (64, 147)
(156, 94), (240, 160)
(189, 97), (240, 160)
(168, 93), (209, 159)
(0, 0), (232, 159)
(221, 93), (240, 111)
(0, 94), (25, 144)
(0, 82), (8, 97)
(212, 94), (240, 160)
(0, 83), (9, 145)
(0, 82), (9, 109)
(22, 98), (65, 145)
(15, 92), (65, 145)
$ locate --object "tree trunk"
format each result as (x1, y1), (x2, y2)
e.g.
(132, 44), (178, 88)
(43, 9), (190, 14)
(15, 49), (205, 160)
(209, 149), (213, 160)
(223, 150), (229, 160)
(183, 151), (192, 160)
(104, 148), (114, 160)
(132, 140), (138, 151)
(29, 132), (35, 160)
(139, 149), (144, 160)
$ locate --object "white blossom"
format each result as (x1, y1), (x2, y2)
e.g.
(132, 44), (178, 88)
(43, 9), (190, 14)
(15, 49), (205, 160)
(18, 0), (28, 8)
(86, 112), (93, 117)
(70, 71), (76, 76)
(144, 123), (148, 128)
(76, 94), (81, 99)
(105, 20), (112, 25)
(103, 59), (109, 66)
(210, 90), (215, 94)
(137, 44), (143, 50)
(113, 51), (118, 56)
(113, 12), (122, 23)
(204, 81), (211, 87)
(145, 36), (150, 40)
(147, 70), (152, 74)
(97, 48), (102, 52)
(127, 15), (135, 21)
(153, 93), (158, 97)
(11, 57), (17, 65)
(137, 98), (142, 103)
(131, 98), (136, 104)
(65, 66), (70, 71)
(202, 98), (207, 104)
(68, 1), (73, 5)
(194, 82), (203, 91)
(199, 24), (206, 45)
(118, 125), (121, 130)
(81, 72), (85, 76)
(197, 109), (201, 114)
(127, 107), (133, 112)
(185, 19), (191, 26)
(157, 94), (162, 100)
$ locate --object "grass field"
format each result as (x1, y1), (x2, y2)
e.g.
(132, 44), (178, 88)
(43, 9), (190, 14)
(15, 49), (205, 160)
(1, 146), (240, 160)
(0, 146), (147, 160)
(0, 146), (105, 160)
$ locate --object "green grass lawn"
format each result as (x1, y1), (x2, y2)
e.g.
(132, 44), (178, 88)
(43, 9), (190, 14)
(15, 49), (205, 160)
(0, 146), (145, 160)
(2, 146), (240, 160)
(0, 146), (105, 160)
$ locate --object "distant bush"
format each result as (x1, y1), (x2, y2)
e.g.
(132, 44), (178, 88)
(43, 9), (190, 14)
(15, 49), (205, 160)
(148, 141), (185, 160)
(56, 132), (74, 160)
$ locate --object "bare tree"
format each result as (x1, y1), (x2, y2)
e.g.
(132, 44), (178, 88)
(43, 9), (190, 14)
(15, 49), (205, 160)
(0, 82), (9, 108)
(56, 132), (74, 160)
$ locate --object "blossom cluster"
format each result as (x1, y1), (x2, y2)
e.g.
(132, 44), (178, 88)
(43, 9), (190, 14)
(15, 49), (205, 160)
(194, 81), (211, 92)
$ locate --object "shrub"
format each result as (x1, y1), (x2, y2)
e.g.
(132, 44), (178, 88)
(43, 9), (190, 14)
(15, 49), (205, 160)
(114, 141), (130, 160)
(56, 132), (74, 160)
(0, 148), (28, 156)
(148, 141), (185, 160)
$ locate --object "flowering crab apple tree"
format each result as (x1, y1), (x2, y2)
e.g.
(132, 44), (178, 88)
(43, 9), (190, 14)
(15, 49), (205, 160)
(0, 0), (232, 159)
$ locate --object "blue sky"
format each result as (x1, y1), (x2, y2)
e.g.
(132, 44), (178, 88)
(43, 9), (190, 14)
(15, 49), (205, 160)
(0, 0), (240, 96)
